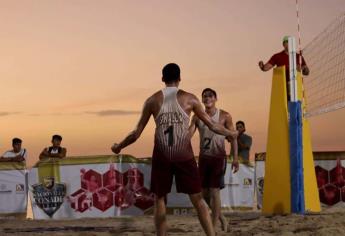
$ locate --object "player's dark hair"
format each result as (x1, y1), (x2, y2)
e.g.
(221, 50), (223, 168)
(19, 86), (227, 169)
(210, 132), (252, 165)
(236, 120), (245, 128)
(12, 138), (22, 145)
(52, 134), (62, 141)
(202, 88), (217, 98)
(162, 63), (181, 83)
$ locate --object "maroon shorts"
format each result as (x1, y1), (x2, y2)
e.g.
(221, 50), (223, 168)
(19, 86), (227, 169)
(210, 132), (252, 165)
(198, 156), (226, 189)
(150, 157), (202, 198)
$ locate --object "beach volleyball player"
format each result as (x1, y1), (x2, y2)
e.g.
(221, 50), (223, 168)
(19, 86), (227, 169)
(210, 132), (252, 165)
(189, 88), (239, 231)
(111, 63), (237, 236)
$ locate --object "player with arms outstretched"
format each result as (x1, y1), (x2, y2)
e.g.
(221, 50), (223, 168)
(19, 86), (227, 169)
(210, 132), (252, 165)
(111, 63), (237, 236)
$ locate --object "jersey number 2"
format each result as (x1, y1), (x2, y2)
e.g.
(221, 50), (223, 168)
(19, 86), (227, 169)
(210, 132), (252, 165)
(164, 125), (174, 146)
(203, 138), (211, 150)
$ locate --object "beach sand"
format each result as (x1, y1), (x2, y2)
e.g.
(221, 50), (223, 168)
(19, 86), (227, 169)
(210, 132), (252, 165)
(1, 207), (345, 236)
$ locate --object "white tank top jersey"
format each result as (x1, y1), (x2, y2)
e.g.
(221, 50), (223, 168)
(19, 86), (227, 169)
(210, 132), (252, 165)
(197, 109), (226, 158)
(154, 87), (194, 162)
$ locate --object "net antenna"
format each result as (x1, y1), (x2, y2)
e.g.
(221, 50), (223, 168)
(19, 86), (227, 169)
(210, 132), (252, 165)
(296, 0), (303, 66)
(302, 12), (345, 117)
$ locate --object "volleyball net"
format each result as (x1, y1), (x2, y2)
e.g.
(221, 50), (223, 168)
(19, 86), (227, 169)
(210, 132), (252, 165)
(302, 13), (345, 117)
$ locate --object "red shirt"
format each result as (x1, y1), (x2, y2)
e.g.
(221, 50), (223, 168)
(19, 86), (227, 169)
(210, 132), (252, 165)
(268, 50), (306, 68)
(268, 50), (306, 82)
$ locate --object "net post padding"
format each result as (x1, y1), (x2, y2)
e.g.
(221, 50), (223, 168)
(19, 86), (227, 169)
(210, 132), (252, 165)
(262, 67), (291, 215)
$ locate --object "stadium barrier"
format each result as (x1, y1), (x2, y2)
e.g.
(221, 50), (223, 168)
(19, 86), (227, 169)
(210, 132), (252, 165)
(27, 155), (254, 219)
(0, 155), (254, 219)
(0, 162), (28, 218)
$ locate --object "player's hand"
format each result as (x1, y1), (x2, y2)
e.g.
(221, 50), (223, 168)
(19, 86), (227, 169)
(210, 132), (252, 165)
(258, 61), (264, 70)
(227, 130), (238, 140)
(232, 159), (239, 173)
(111, 143), (121, 154)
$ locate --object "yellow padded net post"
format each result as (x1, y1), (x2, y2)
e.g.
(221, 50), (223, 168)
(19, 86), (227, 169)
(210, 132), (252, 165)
(262, 67), (291, 215)
(262, 67), (321, 214)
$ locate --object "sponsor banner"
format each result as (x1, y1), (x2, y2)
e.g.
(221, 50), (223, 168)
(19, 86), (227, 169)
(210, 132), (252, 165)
(0, 162), (27, 215)
(29, 155), (255, 219)
(29, 155), (154, 219)
(255, 161), (265, 209)
(221, 163), (254, 210)
(255, 152), (345, 208)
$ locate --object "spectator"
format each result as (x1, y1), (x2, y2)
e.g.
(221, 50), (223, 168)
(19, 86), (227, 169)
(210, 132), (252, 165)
(0, 138), (27, 162)
(39, 134), (67, 160)
(236, 121), (252, 163)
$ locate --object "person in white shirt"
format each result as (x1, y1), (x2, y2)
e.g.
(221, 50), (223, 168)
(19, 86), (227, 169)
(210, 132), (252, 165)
(0, 138), (27, 162)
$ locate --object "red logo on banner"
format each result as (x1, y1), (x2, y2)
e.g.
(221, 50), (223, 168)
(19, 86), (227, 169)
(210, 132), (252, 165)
(67, 164), (154, 212)
(316, 158), (345, 206)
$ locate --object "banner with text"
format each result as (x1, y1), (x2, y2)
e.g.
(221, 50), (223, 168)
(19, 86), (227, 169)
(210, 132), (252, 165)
(0, 162), (27, 216)
(28, 155), (254, 219)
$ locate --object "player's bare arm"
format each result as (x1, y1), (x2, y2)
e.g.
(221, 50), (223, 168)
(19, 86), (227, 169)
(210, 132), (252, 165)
(111, 97), (153, 154)
(222, 110), (239, 173)
(191, 95), (237, 139)
(188, 115), (198, 138)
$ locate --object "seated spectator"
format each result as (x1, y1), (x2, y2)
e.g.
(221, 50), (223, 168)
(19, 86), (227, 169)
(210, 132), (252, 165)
(0, 138), (27, 162)
(39, 134), (67, 160)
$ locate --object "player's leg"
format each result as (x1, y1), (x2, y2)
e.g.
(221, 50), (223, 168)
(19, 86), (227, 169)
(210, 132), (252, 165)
(207, 157), (228, 231)
(199, 157), (211, 205)
(218, 157), (228, 231)
(175, 158), (215, 236)
(202, 187), (226, 232)
(202, 188), (211, 205)
(219, 211), (228, 232)
(154, 195), (167, 236)
(189, 192), (215, 236)
(209, 188), (221, 228)
(150, 155), (173, 236)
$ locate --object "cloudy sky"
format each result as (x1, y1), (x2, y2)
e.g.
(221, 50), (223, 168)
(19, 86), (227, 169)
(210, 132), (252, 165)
(1, 0), (345, 166)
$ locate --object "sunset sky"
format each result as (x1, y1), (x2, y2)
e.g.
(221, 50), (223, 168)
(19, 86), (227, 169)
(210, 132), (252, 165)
(1, 0), (345, 166)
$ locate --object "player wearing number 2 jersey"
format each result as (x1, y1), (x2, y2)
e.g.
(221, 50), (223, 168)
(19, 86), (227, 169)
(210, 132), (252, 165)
(111, 64), (237, 236)
(189, 88), (239, 232)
